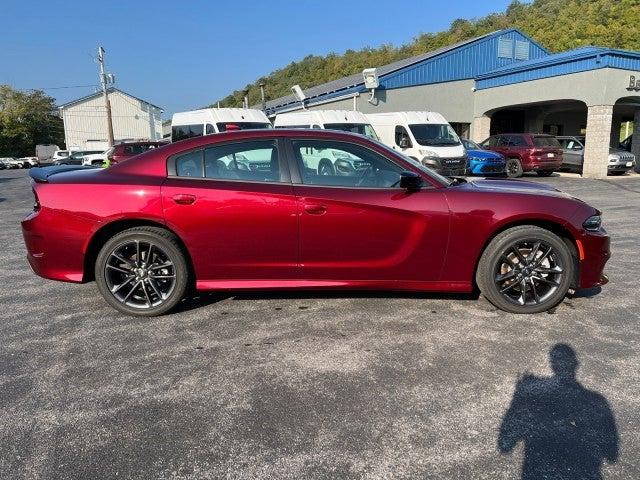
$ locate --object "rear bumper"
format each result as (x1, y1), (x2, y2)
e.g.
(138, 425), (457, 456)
(21, 208), (94, 283)
(524, 158), (563, 171)
(577, 230), (610, 289)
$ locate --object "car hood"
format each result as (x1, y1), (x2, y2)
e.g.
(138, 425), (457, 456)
(455, 178), (576, 199)
(467, 149), (503, 160)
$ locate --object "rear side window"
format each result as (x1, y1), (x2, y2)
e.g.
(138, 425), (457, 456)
(204, 140), (281, 182)
(172, 124), (204, 142)
(123, 144), (158, 155)
(533, 136), (561, 148)
(175, 150), (204, 177)
(507, 135), (527, 147)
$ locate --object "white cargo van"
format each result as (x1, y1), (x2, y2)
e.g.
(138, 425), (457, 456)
(274, 110), (379, 139)
(366, 112), (467, 176)
(274, 110), (379, 176)
(171, 108), (271, 142)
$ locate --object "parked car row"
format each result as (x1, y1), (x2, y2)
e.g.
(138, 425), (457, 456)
(0, 157), (39, 169)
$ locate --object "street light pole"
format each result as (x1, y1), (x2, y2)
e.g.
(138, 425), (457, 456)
(98, 46), (115, 147)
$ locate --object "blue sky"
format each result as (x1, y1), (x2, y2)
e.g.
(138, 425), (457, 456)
(2, 0), (512, 116)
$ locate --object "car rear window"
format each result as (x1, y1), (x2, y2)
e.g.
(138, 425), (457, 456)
(533, 136), (561, 148)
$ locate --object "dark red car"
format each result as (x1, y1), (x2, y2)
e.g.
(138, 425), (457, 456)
(481, 133), (563, 178)
(22, 129), (609, 316)
(106, 140), (167, 165)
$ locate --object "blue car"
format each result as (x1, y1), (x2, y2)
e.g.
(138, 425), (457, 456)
(462, 139), (506, 176)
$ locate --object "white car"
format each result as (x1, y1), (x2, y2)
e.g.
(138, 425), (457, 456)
(52, 150), (71, 163)
(18, 157), (39, 168)
(0, 157), (24, 169)
(82, 151), (108, 166)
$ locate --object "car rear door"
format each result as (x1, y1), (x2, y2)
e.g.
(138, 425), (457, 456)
(161, 138), (299, 284)
(285, 137), (450, 283)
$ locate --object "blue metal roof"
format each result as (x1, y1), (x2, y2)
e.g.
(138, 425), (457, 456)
(475, 47), (640, 89)
(265, 28), (548, 114)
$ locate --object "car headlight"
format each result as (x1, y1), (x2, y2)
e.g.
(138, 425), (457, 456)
(583, 215), (602, 232)
(335, 159), (354, 173)
(608, 155), (619, 163)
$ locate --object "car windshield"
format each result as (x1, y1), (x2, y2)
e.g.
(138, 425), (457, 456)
(408, 124), (461, 146)
(216, 122), (272, 132)
(533, 136), (561, 147)
(323, 123), (379, 140)
(462, 139), (480, 150)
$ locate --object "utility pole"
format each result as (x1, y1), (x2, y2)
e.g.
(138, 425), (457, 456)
(259, 82), (266, 112)
(97, 46), (115, 147)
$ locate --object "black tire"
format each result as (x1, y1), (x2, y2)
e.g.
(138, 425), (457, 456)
(537, 170), (554, 177)
(95, 226), (190, 316)
(317, 159), (335, 176)
(506, 158), (523, 178)
(608, 170), (626, 176)
(476, 225), (574, 314)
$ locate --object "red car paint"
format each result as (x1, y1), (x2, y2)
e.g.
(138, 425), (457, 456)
(481, 133), (563, 172)
(22, 129), (608, 295)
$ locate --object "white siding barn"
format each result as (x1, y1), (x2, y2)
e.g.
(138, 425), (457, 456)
(59, 88), (163, 150)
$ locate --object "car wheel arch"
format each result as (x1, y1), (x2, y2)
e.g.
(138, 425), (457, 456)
(82, 218), (195, 284)
(471, 218), (580, 291)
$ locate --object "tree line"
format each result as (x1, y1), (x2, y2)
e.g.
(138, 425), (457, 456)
(0, 85), (65, 157)
(213, 0), (640, 108)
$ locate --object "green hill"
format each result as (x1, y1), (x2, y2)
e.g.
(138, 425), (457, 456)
(213, 0), (640, 108)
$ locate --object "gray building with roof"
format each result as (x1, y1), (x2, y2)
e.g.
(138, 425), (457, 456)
(263, 29), (640, 178)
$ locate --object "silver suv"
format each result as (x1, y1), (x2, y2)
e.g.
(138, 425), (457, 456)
(557, 136), (635, 175)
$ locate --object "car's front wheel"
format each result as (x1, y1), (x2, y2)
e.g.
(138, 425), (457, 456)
(95, 226), (190, 316)
(506, 158), (523, 178)
(476, 225), (574, 314)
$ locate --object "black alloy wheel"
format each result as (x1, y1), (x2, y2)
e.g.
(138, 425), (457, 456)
(506, 158), (523, 178)
(477, 225), (574, 314)
(95, 227), (189, 316)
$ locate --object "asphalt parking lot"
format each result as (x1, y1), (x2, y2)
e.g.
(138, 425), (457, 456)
(1, 168), (639, 479)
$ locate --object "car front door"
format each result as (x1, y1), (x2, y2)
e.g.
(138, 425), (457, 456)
(161, 138), (298, 284)
(286, 137), (450, 283)
(560, 138), (584, 170)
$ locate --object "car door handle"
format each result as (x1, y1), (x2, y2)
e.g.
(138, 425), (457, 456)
(303, 203), (327, 215)
(172, 194), (196, 205)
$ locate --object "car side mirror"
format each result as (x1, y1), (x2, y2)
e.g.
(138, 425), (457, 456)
(399, 171), (423, 191)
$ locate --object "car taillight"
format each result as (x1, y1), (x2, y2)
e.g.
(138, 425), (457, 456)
(32, 189), (40, 211)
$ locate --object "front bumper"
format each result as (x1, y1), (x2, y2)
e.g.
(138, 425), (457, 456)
(577, 229), (610, 289)
(468, 161), (505, 175)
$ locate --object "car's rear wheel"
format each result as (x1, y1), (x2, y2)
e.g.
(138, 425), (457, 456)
(506, 158), (523, 178)
(476, 225), (574, 314)
(537, 170), (553, 177)
(95, 227), (189, 316)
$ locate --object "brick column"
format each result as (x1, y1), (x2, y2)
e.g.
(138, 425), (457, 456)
(472, 115), (491, 143)
(632, 110), (640, 163)
(582, 105), (613, 178)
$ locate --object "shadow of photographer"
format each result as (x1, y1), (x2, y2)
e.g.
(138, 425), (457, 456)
(498, 343), (618, 480)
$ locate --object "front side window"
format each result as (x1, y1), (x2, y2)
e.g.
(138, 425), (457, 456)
(172, 124), (204, 142)
(323, 123), (379, 140)
(408, 124), (461, 147)
(293, 140), (404, 188)
(395, 126), (413, 148)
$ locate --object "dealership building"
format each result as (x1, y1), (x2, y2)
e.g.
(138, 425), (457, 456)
(264, 29), (640, 178)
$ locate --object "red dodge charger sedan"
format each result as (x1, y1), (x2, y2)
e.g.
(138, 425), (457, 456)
(22, 129), (609, 316)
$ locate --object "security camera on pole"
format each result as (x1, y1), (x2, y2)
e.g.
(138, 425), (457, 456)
(97, 46), (115, 147)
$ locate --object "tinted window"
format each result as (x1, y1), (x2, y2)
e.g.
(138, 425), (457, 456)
(323, 123), (379, 140)
(203, 140), (281, 183)
(175, 150), (204, 177)
(482, 136), (499, 147)
(275, 125), (310, 129)
(216, 122), (271, 132)
(123, 144), (159, 155)
(462, 139), (480, 150)
(507, 135), (527, 147)
(293, 140), (404, 188)
(533, 136), (561, 148)
(206, 124), (215, 135)
(172, 124), (204, 142)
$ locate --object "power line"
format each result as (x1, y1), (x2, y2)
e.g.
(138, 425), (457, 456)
(27, 84), (99, 91)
